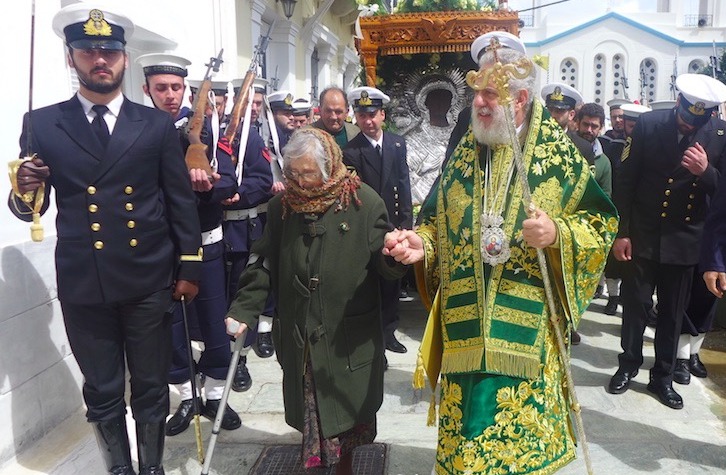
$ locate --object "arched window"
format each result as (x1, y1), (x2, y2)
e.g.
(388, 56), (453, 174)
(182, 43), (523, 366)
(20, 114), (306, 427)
(594, 54), (606, 104)
(559, 58), (578, 89)
(612, 54), (627, 98)
(639, 58), (658, 103)
(689, 59), (706, 73)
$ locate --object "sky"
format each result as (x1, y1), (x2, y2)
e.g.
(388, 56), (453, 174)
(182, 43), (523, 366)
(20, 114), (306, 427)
(507, 0), (666, 22)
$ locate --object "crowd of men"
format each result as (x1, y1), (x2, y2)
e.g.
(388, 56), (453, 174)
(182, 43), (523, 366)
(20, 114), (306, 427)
(8, 3), (726, 474)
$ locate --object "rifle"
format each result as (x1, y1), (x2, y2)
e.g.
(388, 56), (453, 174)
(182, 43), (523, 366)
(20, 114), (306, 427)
(184, 49), (224, 176)
(225, 21), (276, 165)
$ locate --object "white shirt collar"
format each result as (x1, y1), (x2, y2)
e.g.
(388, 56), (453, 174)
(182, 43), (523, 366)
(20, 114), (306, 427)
(363, 131), (383, 149)
(76, 92), (124, 133)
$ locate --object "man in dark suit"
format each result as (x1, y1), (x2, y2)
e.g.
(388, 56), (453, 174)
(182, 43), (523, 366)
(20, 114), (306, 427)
(8, 5), (201, 474)
(608, 73), (726, 410)
(343, 86), (413, 354)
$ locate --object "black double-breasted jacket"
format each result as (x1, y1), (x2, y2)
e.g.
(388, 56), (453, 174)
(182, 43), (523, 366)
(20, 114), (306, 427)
(9, 95), (202, 304)
(343, 131), (413, 230)
(615, 109), (726, 265)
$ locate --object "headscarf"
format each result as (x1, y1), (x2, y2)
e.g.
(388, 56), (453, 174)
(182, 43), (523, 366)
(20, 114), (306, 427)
(281, 127), (362, 218)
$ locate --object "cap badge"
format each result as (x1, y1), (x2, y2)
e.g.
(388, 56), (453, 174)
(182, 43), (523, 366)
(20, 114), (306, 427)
(359, 90), (373, 106)
(84, 9), (113, 37)
(689, 101), (706, 116)
(284, 94), (293, 106)
(551, 86), (564, 102)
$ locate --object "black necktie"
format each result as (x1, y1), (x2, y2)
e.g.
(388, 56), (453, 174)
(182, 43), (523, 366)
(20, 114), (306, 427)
(375, 144), (382, 157)
(678, 134), (690, 153)
(92, 104), (110, 148)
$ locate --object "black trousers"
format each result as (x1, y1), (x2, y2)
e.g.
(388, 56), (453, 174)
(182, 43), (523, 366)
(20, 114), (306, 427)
(618, 256), (693, 385)
(682, 274), (719, 336)
(61, 287), (173, 423)
(380, 277), (401, 338)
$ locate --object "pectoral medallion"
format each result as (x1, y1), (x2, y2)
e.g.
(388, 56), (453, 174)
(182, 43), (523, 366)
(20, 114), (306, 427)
(480, 213), (510, 266)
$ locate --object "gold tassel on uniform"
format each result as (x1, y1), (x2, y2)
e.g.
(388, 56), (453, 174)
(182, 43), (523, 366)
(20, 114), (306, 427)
(8, 156), (45, 242)
(427, 393), (437, 427)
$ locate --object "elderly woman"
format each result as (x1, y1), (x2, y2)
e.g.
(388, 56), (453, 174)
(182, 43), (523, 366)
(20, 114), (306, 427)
(226, 127), (406, 474)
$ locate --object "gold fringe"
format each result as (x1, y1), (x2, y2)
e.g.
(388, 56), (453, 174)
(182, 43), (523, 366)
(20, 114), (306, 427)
(485, 348), (541, 380)
(427, 393), (437, 426)
(440, 347), (484, 374)
(413, 350), (426, 389)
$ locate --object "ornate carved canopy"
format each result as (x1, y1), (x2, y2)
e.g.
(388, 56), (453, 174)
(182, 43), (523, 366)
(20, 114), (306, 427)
(356, 10), (519, 86)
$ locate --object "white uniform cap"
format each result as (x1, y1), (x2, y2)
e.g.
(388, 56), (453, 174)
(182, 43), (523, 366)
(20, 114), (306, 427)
(187, 79), (229, 96)
(292, 99), (312, 116)
(348, 86), (390, 112)
(470, 31), (526, 63)
(648, 100), (676, 111)
(620, 103), (651, 121)
(268, 90), (295, 111)
(136, 53), (191, 77)
(606, 98), (631, 111)
(231, 77), (269, 94)
(540, 82), (583, 110)
(675, 73), (726, 125)
(53, 3), (134, 50)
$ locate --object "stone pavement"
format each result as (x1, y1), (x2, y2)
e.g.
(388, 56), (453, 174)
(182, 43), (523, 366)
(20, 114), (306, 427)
(2, 292), (726, 474)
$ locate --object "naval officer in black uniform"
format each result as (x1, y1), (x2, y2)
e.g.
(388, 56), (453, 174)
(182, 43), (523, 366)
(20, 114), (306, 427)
(608, 73), (726, 409)
(8, 5), (202, 474)
(343, 86), (413, 354)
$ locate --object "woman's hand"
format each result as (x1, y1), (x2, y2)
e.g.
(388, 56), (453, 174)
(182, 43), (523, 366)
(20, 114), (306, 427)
(225, 317), (248, 339)
(383, 229), (424, 265)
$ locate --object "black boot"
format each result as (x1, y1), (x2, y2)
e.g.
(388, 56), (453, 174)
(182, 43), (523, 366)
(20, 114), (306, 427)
(604, 296), (620, 315)
(673, 359), (691, 385)
(91, 417), (136, 475)
(137, 421), (166, 475)
(232, 355), (252, 392)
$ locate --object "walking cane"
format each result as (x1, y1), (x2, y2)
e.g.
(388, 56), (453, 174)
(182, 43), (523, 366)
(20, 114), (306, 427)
(466, 39), (595, 474)
(201, 320), (246, 475)
(180, 295), (205, 464)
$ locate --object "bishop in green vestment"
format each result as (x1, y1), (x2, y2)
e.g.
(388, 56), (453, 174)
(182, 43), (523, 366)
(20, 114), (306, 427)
(384, 37), (618, 474)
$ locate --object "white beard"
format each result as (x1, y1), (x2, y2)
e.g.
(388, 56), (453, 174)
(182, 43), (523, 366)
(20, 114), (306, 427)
(471, 105), (511, 146)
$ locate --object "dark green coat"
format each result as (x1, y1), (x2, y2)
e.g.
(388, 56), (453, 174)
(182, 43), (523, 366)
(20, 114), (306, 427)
(227, 183), (405, 438)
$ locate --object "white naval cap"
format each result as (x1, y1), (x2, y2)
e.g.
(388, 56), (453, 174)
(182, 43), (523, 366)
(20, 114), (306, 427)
(606, 98), (631, 111)
(231, 77), (269, 95)
(648, 100), (676, 111)
(540, 82), (583, 110)
(292, 98), (312, 116)
(675, 73), (726, 125)
(620, 103), (651, 121)
(136, 53), (191, 78)
(53, 3), (134, 50)
(348, 86), (390, 112)
(187, 79), (230, 96)
(268, 90), (295, 112)
(470, 30), (526, 63)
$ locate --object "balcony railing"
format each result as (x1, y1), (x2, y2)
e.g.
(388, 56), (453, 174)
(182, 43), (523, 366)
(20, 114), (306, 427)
(684, 14), (712, 27)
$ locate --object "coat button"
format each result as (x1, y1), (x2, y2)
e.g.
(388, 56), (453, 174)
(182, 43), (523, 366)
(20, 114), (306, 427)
(129, 239), (138, 247)
(127, 220), (136, 229)
(693, 182), (698, 187)
(661, 212), (667, 218)
(124, 186), (133, 195)
(125, 203), (134, 211)
(685, 217), (691, 222)
(94, 241), (104, 250)
(687, 204), (693, 210)
(662, 201), (668, 208)
(665, 190), (671, 196)
(689, 194), (695, 199)
(667, 178), (674, 184)
(89, 204), (98, 213)
(91, 223), (101, 231)
(87, 186), (96, 195)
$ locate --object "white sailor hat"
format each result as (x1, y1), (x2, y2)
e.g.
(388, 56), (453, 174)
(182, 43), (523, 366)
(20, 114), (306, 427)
(231, 77), (269, 95)
(53, 4), (134, 51)
(470, 31), (526, 63)
(268, 90), (295, 112)
(187, 79), (229, 96)
(292, 98), (312, 116)
(675, 73), (726, 126)
(606, 98), (631, 111)
(648, 100), (676, 111)
(620, 103), (651, 121)
(136, 53), (190, 78)
(348, 86), (390, 113)
(540, 82), (583, 110)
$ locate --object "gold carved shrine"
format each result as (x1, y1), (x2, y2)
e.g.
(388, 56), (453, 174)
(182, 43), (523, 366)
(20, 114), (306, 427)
(356, 10), (520, 86)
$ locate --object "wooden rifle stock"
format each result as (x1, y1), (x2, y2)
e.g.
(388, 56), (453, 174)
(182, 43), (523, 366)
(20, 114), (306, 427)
(184, 50), (224, 175)
(224, 70), (256, 165)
